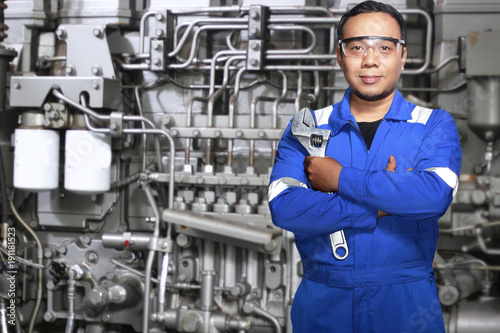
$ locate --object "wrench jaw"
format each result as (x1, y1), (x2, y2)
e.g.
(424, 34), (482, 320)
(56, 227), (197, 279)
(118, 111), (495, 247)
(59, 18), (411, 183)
(291, 108), (331, 157)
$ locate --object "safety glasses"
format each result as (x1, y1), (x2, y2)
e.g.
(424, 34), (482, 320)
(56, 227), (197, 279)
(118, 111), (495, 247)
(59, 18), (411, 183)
(339, 36), (405, 58)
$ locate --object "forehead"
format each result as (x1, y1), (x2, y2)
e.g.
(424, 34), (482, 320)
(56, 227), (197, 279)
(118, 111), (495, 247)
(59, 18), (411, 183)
(342, 12), (401, 39)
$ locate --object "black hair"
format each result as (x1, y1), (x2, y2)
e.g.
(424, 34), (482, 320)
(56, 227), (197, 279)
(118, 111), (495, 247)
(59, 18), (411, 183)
(337, 1), (406, 42)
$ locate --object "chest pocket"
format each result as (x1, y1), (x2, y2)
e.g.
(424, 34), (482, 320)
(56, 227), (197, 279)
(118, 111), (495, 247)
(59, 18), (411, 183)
(380, 217), (432, 234)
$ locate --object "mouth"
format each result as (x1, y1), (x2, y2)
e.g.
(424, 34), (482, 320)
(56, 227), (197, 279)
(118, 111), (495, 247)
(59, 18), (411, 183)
(359, 75), (382, 84)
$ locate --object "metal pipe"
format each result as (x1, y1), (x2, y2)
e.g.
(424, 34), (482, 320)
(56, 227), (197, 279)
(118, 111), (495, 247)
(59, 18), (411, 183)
(9, 196), (42, 333)
(271, 71), (289, 164)
(243, 302), (282, 333)
(161, 209), (277, 248)
(169, 24), (248, 69)
(227, 67), (248, 167)
(53, 89), (108, 120)
(139, 11), (156, 54)
(267, 25), (317, 55)
(158, 253), (170, 313)
(201, 271), (216, 310)
(185, 96), (208, 165)
(0, 299), (8, 333)
(398, 9), (433, 75)
(141, 182), (163, 333)
(206, 55), (246, 167)
(65, 270), (76, 333)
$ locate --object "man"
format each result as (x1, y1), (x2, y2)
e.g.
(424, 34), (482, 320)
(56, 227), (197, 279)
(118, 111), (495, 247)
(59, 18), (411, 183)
(268, 1), (462, 332)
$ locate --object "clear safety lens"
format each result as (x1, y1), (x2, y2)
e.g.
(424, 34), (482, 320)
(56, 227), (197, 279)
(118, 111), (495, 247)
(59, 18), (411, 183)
(340, 36), (404, 58)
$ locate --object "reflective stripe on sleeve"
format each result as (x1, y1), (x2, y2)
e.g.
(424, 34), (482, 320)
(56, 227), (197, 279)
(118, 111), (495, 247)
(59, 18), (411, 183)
(425, 167), (459, 196)
(408, 106), (433, 125)
(268, 177), (308, 202)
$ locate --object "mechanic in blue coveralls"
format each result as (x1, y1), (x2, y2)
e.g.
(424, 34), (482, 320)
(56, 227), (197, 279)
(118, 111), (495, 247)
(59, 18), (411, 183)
(268, 1), (462, 332)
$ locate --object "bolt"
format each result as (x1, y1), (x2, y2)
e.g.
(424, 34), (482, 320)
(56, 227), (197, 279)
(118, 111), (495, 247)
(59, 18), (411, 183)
(109, 122), (118, 131)
(106, 271), (116, 281)
(160, 240), (169, 249)
(250, 11), (260, 20)
(101, 313), (112, 323)
(81, 235), (92, 245)
(249, 58), (258, 66)
(91, 65), (101, 75)
(236, 130), (243, 138)
(91, 81), (99, 90)
(156, 13), (164, 21)
(65, 65), (74, 75)
(152, 57), (160, 65)
(152, 41), (162, 50)
(43, 119), (51, 127)
(193, 129), (200, 137)
(214, 130), (222, 137)
(88, 222), (99, 232)
(86, 251), (98, 265)
(162, 115), (173, 127)
(250, 41), (260, 51)
(58, 245), (67, 255)
(176, 234), (191, 248)
(93, 28), (103, 38)
(155, 29), (163, 37)
(258, 131), (265, 138)
(56, 29), (66, 39)
(172, 129), (179, 136)
(13, 81), (20, 89)
(250, 27), (259, 36)
(44, 248), (54, 259)
(43, 311), (57, 323)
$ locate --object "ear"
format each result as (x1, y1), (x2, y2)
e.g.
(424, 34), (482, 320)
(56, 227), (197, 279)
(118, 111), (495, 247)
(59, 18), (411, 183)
(401, 47), (407, 70)
(336, 47), (343, 69)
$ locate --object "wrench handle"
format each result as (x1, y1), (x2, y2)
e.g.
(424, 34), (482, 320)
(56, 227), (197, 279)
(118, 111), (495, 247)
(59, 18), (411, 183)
(330, 230), (349, 260)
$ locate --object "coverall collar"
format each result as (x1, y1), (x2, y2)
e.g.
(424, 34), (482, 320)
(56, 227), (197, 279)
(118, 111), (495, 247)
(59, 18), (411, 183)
(329, 88), (412, 134)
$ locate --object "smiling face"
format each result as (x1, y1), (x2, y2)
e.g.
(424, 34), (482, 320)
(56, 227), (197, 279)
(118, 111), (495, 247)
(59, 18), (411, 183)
(336, 12), (407, 103)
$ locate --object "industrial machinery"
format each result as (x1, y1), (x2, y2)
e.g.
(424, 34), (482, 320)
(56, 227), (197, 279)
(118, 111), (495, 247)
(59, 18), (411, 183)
(0, 0), (499, 332)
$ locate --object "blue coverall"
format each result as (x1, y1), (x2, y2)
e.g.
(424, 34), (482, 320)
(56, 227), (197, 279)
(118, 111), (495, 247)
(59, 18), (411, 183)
(268, 89), (462, 332)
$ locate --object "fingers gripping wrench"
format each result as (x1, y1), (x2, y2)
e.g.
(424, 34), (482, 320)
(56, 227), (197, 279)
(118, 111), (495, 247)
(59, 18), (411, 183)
(291, 108), (349, 260)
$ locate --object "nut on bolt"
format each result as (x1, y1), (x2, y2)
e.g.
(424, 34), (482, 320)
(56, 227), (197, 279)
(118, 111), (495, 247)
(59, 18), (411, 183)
(93, 27), (104, 38)
(56, 28), (66, 39)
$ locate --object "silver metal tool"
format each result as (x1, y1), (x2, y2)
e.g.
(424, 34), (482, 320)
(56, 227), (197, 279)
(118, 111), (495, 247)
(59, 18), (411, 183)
(291, 107), (349, 260)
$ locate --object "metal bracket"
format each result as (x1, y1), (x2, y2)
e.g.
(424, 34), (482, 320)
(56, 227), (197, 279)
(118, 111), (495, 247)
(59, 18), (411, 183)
(149, 236), (173, 253)
(109, 112), (124, 137)
(246, 5), (268, 71)
(10, 77), (121, 109)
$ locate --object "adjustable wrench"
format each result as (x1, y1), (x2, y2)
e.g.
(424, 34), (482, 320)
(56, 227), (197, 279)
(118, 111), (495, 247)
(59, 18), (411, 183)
(291, 108), (349, 260)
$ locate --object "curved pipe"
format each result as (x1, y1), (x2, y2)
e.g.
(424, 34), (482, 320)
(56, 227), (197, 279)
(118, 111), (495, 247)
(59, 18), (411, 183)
(171, 24), (247, 69)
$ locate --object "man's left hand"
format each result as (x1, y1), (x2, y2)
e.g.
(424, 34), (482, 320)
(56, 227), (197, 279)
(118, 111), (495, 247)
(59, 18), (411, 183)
(304, 156), (342, 192)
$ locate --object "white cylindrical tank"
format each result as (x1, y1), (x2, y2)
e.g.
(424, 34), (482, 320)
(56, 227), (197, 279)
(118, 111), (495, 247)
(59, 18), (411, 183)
(64, 130), (111, 194)
(13, 128), (60, 192)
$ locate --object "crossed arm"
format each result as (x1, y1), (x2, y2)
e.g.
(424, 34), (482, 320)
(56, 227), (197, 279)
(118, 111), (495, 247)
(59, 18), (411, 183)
(304, 155), (400, 218)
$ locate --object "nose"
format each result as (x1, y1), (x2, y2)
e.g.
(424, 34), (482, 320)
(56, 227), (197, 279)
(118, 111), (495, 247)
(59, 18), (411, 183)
(361, 47), (379, 67)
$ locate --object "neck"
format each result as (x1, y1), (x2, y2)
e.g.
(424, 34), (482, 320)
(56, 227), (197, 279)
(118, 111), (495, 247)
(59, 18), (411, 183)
(349, 89), (396, 122)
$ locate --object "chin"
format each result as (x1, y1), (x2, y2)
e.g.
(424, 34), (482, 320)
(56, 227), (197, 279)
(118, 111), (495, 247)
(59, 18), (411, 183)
(352, 87), (394, 102)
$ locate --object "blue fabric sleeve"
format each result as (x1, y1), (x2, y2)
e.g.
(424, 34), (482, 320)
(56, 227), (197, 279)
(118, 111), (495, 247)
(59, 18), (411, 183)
(339, 110), (462, 220)
(269, 121), (378, 236)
